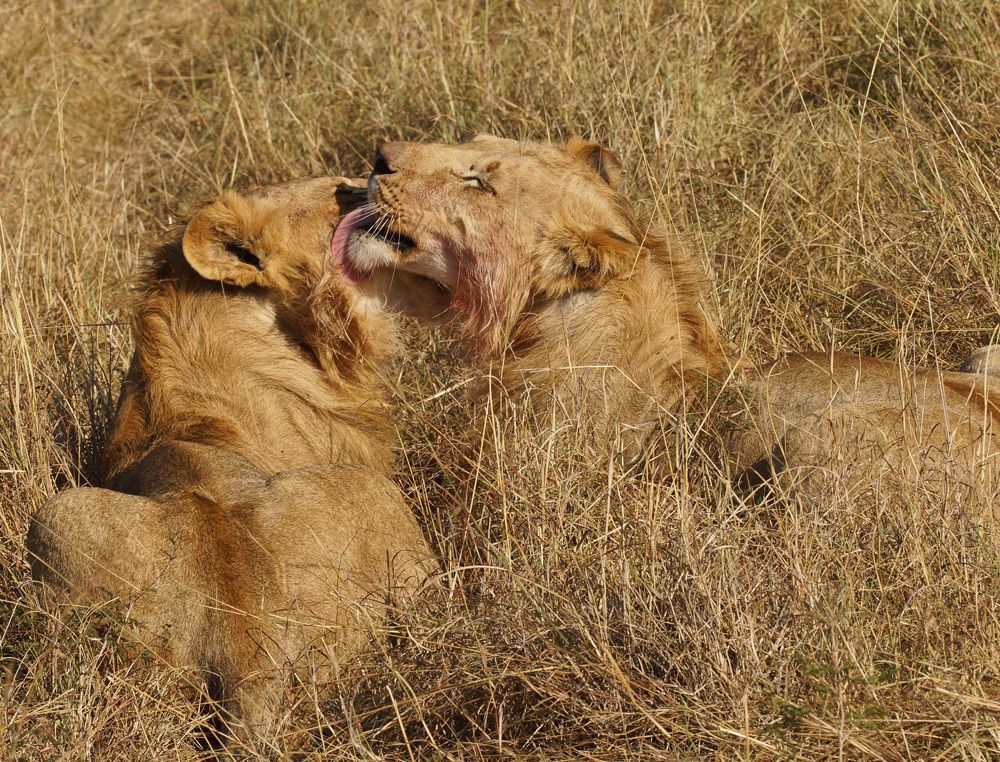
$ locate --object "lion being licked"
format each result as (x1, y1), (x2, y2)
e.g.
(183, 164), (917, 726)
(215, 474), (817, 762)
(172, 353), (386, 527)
(27, 177), (446, 741)
(336, 135), (999, 499)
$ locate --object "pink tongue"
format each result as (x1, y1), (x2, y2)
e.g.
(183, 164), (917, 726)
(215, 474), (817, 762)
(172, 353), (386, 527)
(330, 207), (374, 284)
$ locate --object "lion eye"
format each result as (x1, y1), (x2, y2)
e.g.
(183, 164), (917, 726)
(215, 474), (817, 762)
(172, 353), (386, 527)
(461, 174), (496, 195)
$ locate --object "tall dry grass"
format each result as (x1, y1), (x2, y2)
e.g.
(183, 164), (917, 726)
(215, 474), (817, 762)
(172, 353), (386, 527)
(2, 0), (999, 758)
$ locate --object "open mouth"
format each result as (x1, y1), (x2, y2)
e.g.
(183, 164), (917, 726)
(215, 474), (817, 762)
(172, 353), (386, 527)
(331, 207), (418, 286)
(363, 223), (417, 253)
(331, 207), (456, 296)
(328, 206), (453, 321)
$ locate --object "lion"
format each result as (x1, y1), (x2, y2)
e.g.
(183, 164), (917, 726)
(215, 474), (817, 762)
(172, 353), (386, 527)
(962, 344), (1000, 377)
(334, 135), (999, 496)
(27, 176), (446, 741)
(334, 136), (726, 460)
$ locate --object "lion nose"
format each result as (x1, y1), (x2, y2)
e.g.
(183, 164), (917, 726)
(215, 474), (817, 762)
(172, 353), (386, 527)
(371, 144), (398, 177)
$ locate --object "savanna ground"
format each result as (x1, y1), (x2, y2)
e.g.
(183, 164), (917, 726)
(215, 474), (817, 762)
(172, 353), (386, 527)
(2, 1), (1000, 758)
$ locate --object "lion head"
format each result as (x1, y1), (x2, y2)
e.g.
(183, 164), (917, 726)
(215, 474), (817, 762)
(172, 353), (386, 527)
(334, 136), (726, 460)
(332, 135), (659, 349)
(181, 175), (450, 334)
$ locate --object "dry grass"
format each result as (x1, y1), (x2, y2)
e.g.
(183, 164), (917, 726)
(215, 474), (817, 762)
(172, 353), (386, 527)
(3, 0), (1000, 758)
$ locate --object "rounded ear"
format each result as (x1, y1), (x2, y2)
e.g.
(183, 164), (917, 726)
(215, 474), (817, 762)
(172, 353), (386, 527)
(565, 138), (623, 188)
(541, 225), (641, 294)
(181, 192), (267, 288)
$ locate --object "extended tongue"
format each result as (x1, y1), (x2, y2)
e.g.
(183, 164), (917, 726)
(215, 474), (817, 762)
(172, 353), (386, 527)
(330, 207), (374, 284)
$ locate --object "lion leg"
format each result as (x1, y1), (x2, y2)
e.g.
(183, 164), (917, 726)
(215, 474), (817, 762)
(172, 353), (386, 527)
(732, 351), (999, 497)
(27, 488), (247, 721)
(28, 487), (166, 610)
(960, 344), (1000, 377)
(29, 487), (285, 746)
(753, 396), (997, 505)
(27, 468), (436, 744)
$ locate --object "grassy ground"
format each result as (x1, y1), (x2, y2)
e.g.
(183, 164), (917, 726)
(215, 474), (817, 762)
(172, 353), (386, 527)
(3, 0), (1000, 758)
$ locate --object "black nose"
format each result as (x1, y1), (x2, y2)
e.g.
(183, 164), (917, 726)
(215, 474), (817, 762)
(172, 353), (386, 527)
(371, 147), (395, 177)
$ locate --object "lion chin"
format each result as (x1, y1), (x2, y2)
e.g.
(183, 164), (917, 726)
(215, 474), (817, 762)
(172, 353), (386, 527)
(26, 176), (439, 743)
(347, 134), (1000, 499)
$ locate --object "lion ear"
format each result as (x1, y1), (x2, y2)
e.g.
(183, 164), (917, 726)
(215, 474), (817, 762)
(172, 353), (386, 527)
(565, 138), (623, 188)
(181, 192), (267, 288)
(542, 225), (640, 293)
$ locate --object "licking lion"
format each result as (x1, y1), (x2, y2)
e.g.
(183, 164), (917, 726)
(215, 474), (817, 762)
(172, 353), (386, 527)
(27, 176), (445, 741)
(336, 135), (999, 496)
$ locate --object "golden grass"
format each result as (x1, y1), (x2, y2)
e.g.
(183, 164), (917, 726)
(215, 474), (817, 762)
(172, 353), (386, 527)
(2, 0), (1000, 758)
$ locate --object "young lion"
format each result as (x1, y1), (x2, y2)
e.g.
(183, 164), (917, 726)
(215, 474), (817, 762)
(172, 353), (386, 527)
(335, 136), (725, 461)
(334, 136), (999, 493)
(27, 177), (445, 739)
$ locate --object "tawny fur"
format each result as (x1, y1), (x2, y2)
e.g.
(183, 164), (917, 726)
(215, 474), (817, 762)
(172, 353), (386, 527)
(729, 351), (999, 496)
(27, 177), (437, 738)
(961, 344), (1000, 378)
(344, 136), (999, 494)
(344, 136), (725, 458)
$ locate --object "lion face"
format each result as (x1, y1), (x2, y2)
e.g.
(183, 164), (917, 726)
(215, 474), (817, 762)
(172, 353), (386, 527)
(335, 136), (643, 343)
(182, 175), (450, 322)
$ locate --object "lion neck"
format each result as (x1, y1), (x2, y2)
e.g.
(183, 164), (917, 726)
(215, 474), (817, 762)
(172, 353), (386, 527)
(491, 240), (726, 437)
(101, 244), (397, 484)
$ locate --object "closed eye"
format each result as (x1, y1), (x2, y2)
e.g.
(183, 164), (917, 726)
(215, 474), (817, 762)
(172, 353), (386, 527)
(459, 174), (496, 195)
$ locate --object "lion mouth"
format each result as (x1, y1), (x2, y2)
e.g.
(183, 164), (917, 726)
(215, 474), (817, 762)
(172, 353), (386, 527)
(332, 208), (421, 284)
(334, 207), (457, 295)
(365, 223), (417, 252)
